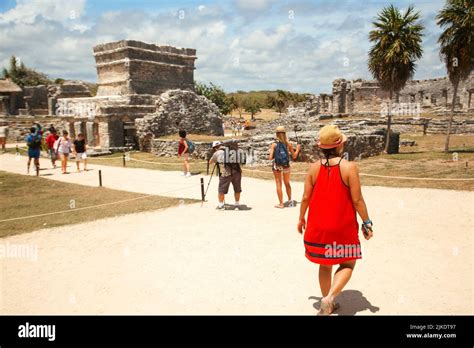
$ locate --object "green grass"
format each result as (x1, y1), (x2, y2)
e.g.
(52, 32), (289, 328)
(0, 171), (197, 237)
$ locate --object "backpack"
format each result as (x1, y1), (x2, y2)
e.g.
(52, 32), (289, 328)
(274, 141), (289, 166)
(185, 139), (195, 154)
(27, 134), (42, 150)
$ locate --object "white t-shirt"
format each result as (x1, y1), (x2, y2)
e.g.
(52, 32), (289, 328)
(56, 137), (72, 154)
(0, 126), (7, 137)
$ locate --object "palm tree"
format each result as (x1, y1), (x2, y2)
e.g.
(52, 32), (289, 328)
(436, 0), (474, 152)
(368, 5), (424, 152)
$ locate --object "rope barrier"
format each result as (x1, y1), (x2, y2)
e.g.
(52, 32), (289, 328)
(0, 183), (198, 223)
(88, 156), (124, 160)
(128, 157), (208, 165)
(0, 195), (153, 222)
(358, 173), (474, 181)
(241, 168), (474, 181)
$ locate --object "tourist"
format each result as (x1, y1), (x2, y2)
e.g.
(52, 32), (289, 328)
(178, 130), (191, 177)
(25, 126), (42, 176)
(231, 120), (237, 136)
(73, 133), (88, 172)
(209, 140), (242, 210)
(0, 122), (8, 152)
(45, 128), (59, 168)
(56, 130), (72, 174)
(297, 124), (373, 315)
(268, 126), (300, 208)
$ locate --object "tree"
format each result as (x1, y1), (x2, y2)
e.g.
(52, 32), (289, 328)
(267, 90), (289, 116)
(368, 5), (424, 152)
(195, 81), (233, 115)
(2, 55), (51, 87)
(244, 98), (261, 121)
(229, 94), (245, 119)
(436, 0), (474, 152)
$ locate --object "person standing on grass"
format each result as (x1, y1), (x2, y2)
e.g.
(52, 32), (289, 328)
(25, 127), (42, 176)
(0, 122), (8, 152)
(209, 140), (242, 210)
(45, 129), (59, 168)
(73, 133), (88, 172)
(297, 124), (374, 315)
(56, 130), (72, 174)
(178, 130), (191, 177)
(269, 126), (300, 208)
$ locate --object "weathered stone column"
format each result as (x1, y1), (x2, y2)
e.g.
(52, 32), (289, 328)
(98, 121), (109, 148)
(74, 121), (83, 137)
(48, 97), (57, 116)
(86, 121), (95, 147)
(24, 96), (33, 116)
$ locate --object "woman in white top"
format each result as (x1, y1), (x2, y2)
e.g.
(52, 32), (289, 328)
(55, 130), (72, 174)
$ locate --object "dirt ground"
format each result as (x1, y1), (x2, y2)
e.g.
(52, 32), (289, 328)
(0, 153), (472, 315)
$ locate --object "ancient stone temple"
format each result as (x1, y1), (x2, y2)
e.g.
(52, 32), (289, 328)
(94, 40), (196, 96)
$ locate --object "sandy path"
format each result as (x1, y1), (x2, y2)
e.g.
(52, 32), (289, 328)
(0, 153), (472, 314)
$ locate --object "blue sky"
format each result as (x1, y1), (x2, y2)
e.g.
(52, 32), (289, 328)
(0, 0), (448, 93)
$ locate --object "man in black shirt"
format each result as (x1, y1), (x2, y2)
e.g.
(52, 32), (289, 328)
(73, 133), (88, 172)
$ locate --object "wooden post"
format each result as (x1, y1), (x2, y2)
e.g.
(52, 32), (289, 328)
(200, 178), (205, 202)
(99, 170), (102, 187)
(123, 153), (126, 167)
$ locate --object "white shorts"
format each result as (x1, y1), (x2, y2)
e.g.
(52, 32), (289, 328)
(76, 152), (87, 161)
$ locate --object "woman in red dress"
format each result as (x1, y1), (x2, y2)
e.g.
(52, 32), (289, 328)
(297, 125), (374, 315)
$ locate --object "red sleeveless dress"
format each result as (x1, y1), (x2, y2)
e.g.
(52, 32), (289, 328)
(304, 158), (362, 265)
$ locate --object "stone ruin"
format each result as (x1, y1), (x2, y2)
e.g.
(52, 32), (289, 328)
(52, 40), (223, 149)
(135, 89), (223, 152)
(305, 74), (474, 117)
(2, 40), (223, 150)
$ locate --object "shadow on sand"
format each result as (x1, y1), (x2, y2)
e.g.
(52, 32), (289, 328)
(309, 290), (380, 315)
(224, 204), (252, 211)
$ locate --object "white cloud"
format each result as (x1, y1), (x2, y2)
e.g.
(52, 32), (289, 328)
(242, 24), (292, 50)
(0, 0), (86, 25)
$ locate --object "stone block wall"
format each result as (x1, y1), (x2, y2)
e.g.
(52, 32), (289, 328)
(150, 132), (385, 164)
(1, 117), (71, 142)
(330, 74), (474, 115)
(135, 89), (224, 151)
(93, 40), (197, 96)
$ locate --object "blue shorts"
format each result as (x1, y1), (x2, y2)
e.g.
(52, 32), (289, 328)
(28, 148), (40, 159)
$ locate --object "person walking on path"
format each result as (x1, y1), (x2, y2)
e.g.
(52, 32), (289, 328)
(25, 127), (42, 176)
(73, 133), (88, 172)
(0, 122), (8, 152)
(55, 130), (72, 174)
(297, 124), (374, 315)
(269, 126), (300, 208)
(178, 130), (191, 177)
(45, 129), (59, 168)
(209, 141), (242, 210)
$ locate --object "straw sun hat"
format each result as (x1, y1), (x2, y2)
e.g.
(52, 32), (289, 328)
(276, 126), (286, 133)
(317, 125), (347, 149)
